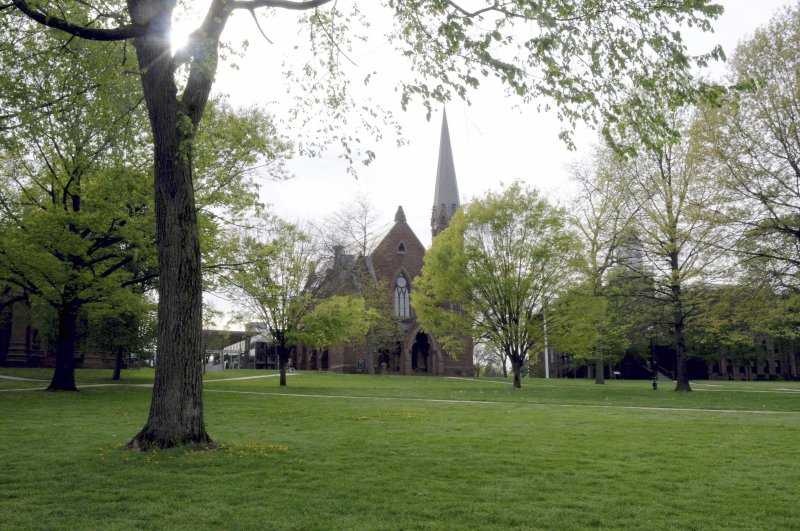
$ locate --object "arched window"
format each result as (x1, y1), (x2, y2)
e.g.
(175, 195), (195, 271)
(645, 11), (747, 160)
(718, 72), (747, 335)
(397, 242), (406, 254)
(394, 275), (410, 318)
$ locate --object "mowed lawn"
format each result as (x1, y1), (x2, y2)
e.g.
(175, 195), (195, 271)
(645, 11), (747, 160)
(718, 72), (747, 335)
(1, 369), (798, 530)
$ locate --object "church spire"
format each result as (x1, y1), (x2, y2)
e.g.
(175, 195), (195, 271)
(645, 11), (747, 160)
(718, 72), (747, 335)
(431, 108), (460, 238)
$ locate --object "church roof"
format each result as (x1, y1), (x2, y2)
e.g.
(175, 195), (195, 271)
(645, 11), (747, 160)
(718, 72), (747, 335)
(372, 204), (425, 258)
(370, 204), (426, 287)
(433, 108), (459, 210)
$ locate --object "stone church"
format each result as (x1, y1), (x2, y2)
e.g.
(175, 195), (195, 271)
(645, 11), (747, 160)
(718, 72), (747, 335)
(1, 111), (475, 376)
(297, 110), (474, 376)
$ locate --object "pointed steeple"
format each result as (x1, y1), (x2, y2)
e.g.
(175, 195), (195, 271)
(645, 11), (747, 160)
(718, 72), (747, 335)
(431, 108), (460, 238)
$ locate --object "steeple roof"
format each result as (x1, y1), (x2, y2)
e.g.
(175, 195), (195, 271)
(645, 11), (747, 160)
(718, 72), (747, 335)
(431, 108), (461, 238)
(433, 108), (460, 210)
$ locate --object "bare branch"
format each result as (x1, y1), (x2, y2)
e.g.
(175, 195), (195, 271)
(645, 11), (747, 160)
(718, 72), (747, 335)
(246, 8), (274, 44)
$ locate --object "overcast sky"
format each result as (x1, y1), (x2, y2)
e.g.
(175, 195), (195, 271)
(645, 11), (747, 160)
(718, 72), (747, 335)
(196, 0), (796, 325)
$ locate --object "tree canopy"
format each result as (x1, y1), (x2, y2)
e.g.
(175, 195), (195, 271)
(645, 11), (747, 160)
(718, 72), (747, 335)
(0, 20), (286, 390)
(3, 0), (726, 446)
(225, 217), (374, 386)
(696, 4), (800, 293)
(414, 182), (582, 388)
(561, 150), (635, 382)
(0, 23), (154, 390)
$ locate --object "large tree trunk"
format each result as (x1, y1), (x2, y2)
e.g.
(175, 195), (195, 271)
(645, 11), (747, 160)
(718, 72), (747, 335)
(673, 319), (691, 392)
(278, 344), (289, 387)
(48, 304), (78, 391)
(112, 345), (124, 381)
(128, 5), (212, 449)
(510, 356), (522, 389)
(594, 352), (605, 385)
(670, 251), (691, 393)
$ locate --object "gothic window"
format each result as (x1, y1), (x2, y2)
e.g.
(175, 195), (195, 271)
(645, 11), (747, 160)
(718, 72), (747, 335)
(394, 275), (410, 318)
(397, 242), (406, 254)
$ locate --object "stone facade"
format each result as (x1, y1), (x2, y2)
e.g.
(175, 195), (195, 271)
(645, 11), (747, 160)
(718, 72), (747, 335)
(0, 301), (117, 368)
(704, 336), (800, 381)
(0, 302), (41, 366)
(531, 334), (800, 382)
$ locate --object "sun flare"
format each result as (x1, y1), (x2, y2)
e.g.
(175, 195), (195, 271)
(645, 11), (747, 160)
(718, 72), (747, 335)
(170, 19), (194, 55)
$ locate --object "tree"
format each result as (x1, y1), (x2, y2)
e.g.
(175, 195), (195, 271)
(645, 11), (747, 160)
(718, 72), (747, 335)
(687, 282), (800, 381)
(566, 150), (634, 383)
(697, 4), (800, 293)
(473, 341), (507, 378)
(550, 282), (630, 379)
(0, 159), (156, 390)
(1, 17), (188, 390)
(0, 18), (156, 390)
(6, 0), (724, 447)
(88, 297), (157, 380)
(358, 278), (402, 376)
(226, 217), (373, 386)
(414, 182), (582, 388)
(686, 284), (772, 377)
(193, 97), (293, 287)
(0, 18), (284, 391)
(613, 111), (728, 391)
(312, 194), (382, 259)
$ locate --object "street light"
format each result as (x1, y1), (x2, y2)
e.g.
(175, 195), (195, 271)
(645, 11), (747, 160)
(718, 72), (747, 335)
(543, 309), (550, 379)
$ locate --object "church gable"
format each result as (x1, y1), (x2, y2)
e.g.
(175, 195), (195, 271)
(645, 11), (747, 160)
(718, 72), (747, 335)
(369, 206), (426, 287)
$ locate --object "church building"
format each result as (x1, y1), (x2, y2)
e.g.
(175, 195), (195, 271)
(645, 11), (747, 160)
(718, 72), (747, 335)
(300, 110), (474, 376)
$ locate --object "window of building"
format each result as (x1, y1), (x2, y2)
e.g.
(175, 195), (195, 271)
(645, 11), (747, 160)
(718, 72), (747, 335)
(394, 275), (410, 318)
(397, 242), (406, 254)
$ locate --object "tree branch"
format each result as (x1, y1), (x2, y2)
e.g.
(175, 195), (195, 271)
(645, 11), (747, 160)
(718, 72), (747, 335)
(121, 272), (158, 289)
(231, 0), (334, 11)
(11, 0), (145, 41)
(180, 0), (235, 128)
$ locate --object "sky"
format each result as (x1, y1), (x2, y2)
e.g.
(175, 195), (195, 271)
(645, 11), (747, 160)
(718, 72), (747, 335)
(193, 0), (796, 326)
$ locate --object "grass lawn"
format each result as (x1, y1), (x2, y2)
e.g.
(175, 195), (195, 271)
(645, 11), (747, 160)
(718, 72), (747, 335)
(1, 369), (798, 530)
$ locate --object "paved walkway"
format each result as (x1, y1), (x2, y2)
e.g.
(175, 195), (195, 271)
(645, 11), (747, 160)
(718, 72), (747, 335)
(444, 376), (510, 385)
(205, 373), (289, 382)
(0, 375), (48, 382)
(200, 388), (799, 415)
(1, 373), (798, 415)
(0, 372), (290, 393)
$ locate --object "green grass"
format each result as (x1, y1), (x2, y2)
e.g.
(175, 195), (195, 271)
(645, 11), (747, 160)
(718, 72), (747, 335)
(1, 369), (798, 529)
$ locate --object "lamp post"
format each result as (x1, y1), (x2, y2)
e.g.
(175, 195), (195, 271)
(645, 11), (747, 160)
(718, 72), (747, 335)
(650, 327), (657, 390)
(543, 310), (550, 379)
